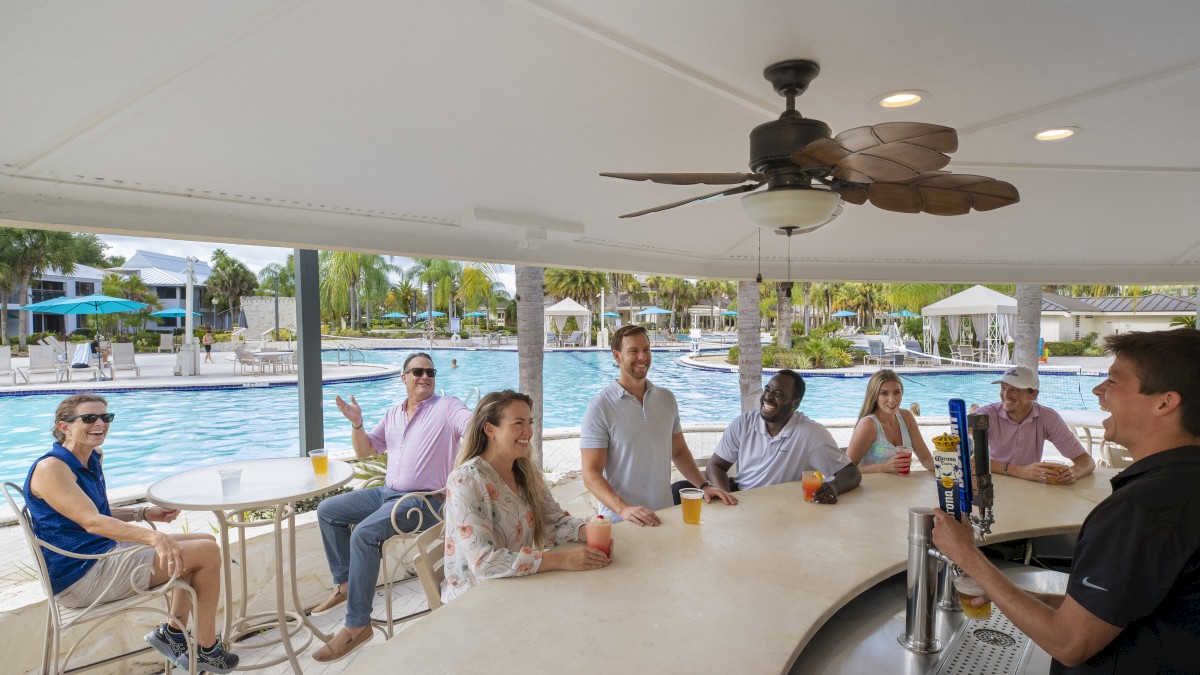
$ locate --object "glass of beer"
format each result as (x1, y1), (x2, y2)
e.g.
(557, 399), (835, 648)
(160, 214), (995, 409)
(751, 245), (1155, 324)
(1045, 459), (1069, 484)
(953, 575), (992, 620)
(679, 488), (704, 524)
(802, 471), (823, 502)
(587, 515), (612, 555)
(309, 449), (329, 475)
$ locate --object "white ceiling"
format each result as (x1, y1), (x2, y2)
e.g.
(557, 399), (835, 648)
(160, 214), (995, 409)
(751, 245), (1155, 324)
(3, 0), (1200, 283)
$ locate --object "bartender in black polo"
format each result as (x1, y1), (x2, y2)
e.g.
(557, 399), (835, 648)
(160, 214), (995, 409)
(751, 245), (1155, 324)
(933, 329), (1200, 674)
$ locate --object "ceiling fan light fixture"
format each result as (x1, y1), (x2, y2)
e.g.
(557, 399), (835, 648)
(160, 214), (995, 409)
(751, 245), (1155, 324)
(1034, 126), (1081, 141)
(875, 90), (928, 108)
(741, 188), (842, 231)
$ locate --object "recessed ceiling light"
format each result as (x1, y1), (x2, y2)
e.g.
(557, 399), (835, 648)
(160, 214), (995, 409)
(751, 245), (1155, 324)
(1034, 127), (1081, 141)
(874, 90), (928, 108)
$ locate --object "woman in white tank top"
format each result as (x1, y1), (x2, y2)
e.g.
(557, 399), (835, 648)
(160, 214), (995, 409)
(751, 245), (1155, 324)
(846, 369), (935, 474)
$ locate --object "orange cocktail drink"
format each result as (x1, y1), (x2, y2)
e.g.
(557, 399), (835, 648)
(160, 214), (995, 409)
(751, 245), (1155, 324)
(587, 515), (612, 555)
(801, 471), (823, 502)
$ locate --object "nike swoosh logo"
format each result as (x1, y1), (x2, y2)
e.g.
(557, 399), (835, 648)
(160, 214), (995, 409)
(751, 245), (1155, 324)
(1081, 577), (1109, 592)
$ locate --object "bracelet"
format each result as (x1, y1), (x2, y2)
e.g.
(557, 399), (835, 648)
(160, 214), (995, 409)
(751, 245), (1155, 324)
(1003, 463), (1010, 476)
(134, 506), (146, 522)
(352, 423), (363, 430)
(698, 480), (713, 490)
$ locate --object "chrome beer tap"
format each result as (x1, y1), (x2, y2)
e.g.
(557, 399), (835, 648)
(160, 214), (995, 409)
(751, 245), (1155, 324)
(901, 406), (997, 653)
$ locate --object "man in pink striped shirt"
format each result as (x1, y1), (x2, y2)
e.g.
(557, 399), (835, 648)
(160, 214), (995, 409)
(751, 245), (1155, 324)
(977, 366), (1096, 484)
(312, 352), (472, 662)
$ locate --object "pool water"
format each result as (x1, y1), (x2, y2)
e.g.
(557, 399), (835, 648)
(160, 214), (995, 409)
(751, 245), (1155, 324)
(0, 349), (1103, 490)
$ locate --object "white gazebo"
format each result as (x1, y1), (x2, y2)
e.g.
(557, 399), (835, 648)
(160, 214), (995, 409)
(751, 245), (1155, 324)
(544, 297), (592, 346)
(921, 285), (1017, 364)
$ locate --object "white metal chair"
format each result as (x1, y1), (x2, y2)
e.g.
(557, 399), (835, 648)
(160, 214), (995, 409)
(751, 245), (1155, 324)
(110, 343), (141, 377)
(156, 333), (175, 353)
(20, 344), (72, 383)
(371, 486), (446, 636)
(0, 349), (18, 385)
(411, 522), (446, 613)
(3, 482), (199, 674)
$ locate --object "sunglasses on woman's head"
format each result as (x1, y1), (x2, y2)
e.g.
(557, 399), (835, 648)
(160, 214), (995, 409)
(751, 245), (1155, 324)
(65, 413), (116, 424)
(404, 368), (437, 378)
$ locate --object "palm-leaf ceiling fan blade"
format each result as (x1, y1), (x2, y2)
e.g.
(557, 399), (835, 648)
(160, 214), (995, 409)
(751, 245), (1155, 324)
(801, 123), (958, 182)
(865, 173), (1020, 215)
(617, 182), (764, 218)
(600, 172), (766, 186)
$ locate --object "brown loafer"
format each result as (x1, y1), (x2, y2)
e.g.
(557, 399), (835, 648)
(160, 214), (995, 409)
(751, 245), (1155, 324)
(312, 626), (373, 663)
(310, 587), (346, 616)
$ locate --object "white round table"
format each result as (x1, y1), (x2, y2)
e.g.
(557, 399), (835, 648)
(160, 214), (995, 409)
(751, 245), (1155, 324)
(148, 457), (354, 672)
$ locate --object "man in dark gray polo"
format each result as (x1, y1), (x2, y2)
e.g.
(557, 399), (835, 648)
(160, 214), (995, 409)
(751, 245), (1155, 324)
(934, 329), (1200, 673)
(580, 325), (736, 525)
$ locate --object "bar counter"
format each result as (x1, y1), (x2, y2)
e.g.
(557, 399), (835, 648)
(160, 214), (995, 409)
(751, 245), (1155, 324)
(348, 469), (1116, 674)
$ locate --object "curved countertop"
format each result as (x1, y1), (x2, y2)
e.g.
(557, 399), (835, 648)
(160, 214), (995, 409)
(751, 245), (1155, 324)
(348, 469), (1116, 675)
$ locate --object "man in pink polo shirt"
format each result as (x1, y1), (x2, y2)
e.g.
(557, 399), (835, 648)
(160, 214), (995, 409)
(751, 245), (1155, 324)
(311, 352), (472, 662)
(977, 365), (1096, 484)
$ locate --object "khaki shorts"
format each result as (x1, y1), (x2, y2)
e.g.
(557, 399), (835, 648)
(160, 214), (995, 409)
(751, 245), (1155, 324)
(55, 542), (156, 608)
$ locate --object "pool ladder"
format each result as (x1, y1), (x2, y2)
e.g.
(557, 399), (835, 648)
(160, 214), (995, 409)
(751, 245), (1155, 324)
(334, 344), (366, 366)
(439, 387), (481, 408)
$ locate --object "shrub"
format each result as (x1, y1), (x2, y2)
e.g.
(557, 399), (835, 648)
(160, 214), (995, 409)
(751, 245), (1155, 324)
(70, 328), (96, 340)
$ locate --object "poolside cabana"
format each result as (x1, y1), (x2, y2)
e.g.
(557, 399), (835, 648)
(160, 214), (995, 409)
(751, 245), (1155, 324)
(921, 285), (1017, 364)
(544, 297), (592, 346)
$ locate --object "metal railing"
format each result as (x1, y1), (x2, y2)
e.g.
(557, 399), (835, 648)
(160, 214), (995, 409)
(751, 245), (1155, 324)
(333, 343), (366, 366)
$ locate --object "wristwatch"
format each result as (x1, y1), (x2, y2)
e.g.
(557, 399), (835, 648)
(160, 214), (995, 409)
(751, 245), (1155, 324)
(698, 481), (713, 489)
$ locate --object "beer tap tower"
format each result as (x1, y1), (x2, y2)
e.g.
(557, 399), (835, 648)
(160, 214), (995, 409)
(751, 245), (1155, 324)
(899, 399), (996, 653)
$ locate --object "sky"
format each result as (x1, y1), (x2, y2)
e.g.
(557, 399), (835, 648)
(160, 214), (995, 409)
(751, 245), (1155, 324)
(99, 234), (517, 294)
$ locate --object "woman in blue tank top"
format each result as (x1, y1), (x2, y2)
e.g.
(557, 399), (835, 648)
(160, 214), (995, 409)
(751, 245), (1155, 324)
(23, 394), (238, 673)
(845, 370), (935, 474)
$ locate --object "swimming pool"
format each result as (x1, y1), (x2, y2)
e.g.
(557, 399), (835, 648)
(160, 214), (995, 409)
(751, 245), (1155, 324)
(0, 349), (1104, 490)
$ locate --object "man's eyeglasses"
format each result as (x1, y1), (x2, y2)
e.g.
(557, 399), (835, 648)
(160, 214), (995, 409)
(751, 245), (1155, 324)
(65, 413), (116, 424)
(404, 368), (437, 378)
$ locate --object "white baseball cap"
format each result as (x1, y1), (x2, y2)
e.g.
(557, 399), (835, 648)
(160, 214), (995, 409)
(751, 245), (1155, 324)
(992, 366), (1039, 390)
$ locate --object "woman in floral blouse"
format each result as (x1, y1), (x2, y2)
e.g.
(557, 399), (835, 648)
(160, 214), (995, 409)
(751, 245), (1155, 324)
(441, 390), (611, 602)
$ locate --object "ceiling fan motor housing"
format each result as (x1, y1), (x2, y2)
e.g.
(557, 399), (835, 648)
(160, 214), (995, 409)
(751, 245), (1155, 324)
(749, 114), (831, 185)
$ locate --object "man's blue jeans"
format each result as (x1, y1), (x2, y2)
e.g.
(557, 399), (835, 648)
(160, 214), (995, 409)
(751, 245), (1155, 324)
(316, 486), (444, 628)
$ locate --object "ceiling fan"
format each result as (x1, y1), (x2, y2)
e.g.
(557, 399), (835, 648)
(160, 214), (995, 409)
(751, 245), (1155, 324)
(601, 60), (1019, 235)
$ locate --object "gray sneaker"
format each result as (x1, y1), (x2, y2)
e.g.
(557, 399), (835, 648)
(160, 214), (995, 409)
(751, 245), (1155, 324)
(144, 623), (189, 669)
(192, 642), (239, 674)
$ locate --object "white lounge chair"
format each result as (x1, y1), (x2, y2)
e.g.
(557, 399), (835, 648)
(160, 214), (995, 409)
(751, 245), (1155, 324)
(562, 331), (583, 347)
(156, 333), (175, 353)
(19, 345), (71, 383)
(0, 350), (18, 385)
(110, 343), (140, 377)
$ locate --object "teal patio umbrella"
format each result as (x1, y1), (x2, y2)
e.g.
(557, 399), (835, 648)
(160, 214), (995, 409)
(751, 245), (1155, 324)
(414, 311), (446, 319)
(381, 311), (409, 319)
(888, 310), (919, 318)
(149, 308), (203, 318)
(25, 293), (148, 315)
(831, 310), (857, 318)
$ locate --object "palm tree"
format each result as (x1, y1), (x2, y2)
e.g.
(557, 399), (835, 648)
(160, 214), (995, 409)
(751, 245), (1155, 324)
(737, 280), (763, 412)
(411, 258), (462, 324)
(0, 227), (81, 348)
(318, 252), (398, 328)
(101, 273), (163, 336)
(0, 241), (20, 346)
(1014, 284), (1042, 368)
(207, 249), (258, 329)
(695, 279), (731, 332)
(515, 265), (545, 467)
(386, 266), (424, 319)
(544, 269), (606, 307)
(776, 282), (794, 348)
(457, 264), (502, 320)
(257, 254), (296, 296)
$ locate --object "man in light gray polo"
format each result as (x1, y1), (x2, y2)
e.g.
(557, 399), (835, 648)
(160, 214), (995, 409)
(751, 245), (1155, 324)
(581, 325), (737, 525)
(703, 370), (861, 503)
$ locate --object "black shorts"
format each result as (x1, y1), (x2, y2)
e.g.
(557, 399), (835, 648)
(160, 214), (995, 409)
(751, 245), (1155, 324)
(204, 344), (212, 353)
